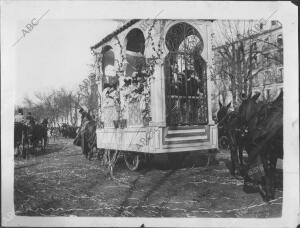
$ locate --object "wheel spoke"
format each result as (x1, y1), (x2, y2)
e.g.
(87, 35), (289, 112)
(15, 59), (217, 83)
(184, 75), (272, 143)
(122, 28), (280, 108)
(124, 152), (142, 171)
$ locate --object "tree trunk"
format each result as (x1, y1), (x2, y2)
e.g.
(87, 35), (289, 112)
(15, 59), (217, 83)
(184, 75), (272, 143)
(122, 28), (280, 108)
(231, 81), (237, 108)
(231, 43), (238, 107)
(248, 77), (253, 96)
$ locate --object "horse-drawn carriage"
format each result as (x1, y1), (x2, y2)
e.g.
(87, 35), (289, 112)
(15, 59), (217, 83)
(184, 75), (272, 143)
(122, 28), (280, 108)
(14, 118), (48, 158)
(90, 19), (218, 173)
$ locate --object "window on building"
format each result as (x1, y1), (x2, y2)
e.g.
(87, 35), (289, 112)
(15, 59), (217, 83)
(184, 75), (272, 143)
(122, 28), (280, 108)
(263, 53), (270, 67)
(264, 70), (272, 84)
(125, 28), (146, 80)
(277, 34), (283, 46)
(253, 75), (260, 87)
(265, 88), (271, 101)
(271, 20), (277, 26)
(257, 53), (262, 63)
(262, 37), (270, 51)
(252, 54), (258, 68)
(260, 23), (264, 30)
(264, 37), (269, 43)
(278, 68), (283, 82)
(101, 45), (117, 89)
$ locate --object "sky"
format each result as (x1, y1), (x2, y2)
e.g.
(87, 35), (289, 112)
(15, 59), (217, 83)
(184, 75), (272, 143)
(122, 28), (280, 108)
(15, 19), (119, 105)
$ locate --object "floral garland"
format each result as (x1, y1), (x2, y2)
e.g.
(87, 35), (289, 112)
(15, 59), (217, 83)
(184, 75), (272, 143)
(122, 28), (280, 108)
(107, 20), (165, 124)
(114, 35), (126, 72)
(146, 19), (164, 62)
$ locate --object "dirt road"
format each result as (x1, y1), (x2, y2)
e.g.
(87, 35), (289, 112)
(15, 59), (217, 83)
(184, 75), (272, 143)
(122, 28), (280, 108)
(14, 137), (282, 217)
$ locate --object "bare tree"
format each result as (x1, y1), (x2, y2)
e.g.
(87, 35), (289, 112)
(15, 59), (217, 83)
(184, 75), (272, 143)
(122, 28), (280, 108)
(78, 73), (98, 116)
(19, 88), (80, 126)
(212, 20), (283, 107)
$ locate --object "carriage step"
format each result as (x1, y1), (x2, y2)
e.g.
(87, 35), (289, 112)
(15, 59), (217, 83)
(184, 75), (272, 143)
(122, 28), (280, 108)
(161, 142), (215, 151)
(163, 142), (211, 149)
(168, 125), (206, 130)
(164, 138), (208, 145)
(165, 132), (204, 139)
(167, 128), (205, 135)
(164, 126), (208, 145)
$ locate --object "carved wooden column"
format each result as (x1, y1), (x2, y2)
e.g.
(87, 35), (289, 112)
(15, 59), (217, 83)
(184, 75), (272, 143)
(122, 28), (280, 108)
(150, 60), (165, 127)
(149, 20), (167, 127)
(205, 22), (214, 125)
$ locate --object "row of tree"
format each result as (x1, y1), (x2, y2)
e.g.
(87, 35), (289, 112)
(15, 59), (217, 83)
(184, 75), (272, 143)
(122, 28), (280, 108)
(16, 73), (99, 127)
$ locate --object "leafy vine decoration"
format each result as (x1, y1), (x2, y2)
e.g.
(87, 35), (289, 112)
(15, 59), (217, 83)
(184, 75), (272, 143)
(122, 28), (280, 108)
(108, 20), (165, 125)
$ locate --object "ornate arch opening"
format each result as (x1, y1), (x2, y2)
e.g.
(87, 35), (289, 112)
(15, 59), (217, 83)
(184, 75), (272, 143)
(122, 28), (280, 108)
(125, 28), (146, 77)
(165, 22), (204, 54)
(101, 45), (117, 89)
(126, 28), (145, 54)
(164, 22), (208, 126)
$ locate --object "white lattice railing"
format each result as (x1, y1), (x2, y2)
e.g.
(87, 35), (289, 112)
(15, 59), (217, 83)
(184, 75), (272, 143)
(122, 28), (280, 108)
(103, 105), (119, 128)
(127, 100), (143, 127)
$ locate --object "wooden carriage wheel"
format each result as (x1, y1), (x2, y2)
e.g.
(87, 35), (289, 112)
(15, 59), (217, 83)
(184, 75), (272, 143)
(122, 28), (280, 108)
(97, 148), (105, 161)
(103, 149), (119, 178)
(124, 152), (142, 171)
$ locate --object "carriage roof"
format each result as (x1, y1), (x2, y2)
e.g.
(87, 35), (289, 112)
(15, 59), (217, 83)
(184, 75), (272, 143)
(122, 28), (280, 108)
(90, 19), (140, 50)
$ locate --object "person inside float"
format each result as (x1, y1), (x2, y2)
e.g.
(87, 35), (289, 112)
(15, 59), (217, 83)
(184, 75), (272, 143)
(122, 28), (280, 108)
(104, 65), (116, 85)
(186, 70), (199, 97)
(169, 62), (180, 96)
(102, 62), (119, 102)
(172, 63), (179, 83)
(187, 70), (200, 123)
(125, 49), (145, 79)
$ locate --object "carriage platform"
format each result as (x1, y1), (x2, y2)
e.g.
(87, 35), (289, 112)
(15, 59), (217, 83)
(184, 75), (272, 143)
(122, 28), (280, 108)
(96, 124), (218, 154)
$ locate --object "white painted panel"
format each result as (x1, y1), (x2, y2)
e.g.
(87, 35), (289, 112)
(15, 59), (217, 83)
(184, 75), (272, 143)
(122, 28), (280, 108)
(165, 135), (208, 141)
(167, 128), (206, 134)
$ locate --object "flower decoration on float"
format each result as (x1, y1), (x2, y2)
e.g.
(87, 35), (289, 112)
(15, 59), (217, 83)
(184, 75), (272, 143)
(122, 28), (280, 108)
(109, 20), (165, 125)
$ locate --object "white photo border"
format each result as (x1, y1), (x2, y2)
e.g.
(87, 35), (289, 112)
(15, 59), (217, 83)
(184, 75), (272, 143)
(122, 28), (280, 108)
(1, 1), (299, 227)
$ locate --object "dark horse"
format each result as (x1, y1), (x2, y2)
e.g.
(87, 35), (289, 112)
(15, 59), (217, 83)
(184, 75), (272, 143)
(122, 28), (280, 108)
(239, 91), (283, 201)
(30, 118), (48, 152)
(14, 122), (30, 158)
(217, 101), (245, 176)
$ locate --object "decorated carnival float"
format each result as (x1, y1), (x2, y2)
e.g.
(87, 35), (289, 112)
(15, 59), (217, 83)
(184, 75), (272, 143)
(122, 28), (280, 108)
(90, 19), (218, 172)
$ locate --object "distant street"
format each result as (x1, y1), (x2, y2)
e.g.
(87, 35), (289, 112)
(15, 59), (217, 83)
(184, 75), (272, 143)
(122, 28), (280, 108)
(15, 137), (282, 217)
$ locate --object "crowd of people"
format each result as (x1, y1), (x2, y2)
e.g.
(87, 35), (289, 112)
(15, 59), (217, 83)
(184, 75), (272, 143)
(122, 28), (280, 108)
(14, 107), (97, 160)
(14, 108), (49, 157)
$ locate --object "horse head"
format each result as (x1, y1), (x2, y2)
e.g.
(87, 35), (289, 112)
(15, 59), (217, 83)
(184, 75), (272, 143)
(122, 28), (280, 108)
(217, 100), (231, 123)
(238, 92), (261, 130)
